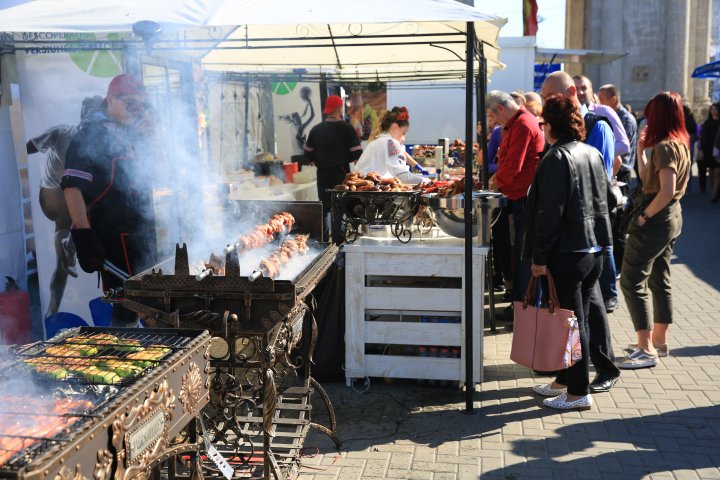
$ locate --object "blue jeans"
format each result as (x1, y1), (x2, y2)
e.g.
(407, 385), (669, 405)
(599, 247), (617, 300)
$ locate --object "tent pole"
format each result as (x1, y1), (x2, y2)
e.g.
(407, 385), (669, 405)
(463, 21), (475, 415)
(243, 73), (250, 168)
(476, 44), (495, 333)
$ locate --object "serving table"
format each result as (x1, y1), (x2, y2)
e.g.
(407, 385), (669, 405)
(344, 234), (487, 386)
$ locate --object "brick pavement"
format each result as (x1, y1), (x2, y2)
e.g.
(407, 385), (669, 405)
(301, 188), (720, 480)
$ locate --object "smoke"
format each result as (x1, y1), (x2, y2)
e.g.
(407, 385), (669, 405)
(139, 74), (296, 270)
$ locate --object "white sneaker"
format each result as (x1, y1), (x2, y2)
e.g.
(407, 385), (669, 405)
(625, 343), (669, 357)
(619, 349), (658, 369)
(532, 383), (567, 397)
(543, 392), (593, 411)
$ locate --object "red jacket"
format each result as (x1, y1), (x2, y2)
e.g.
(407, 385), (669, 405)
(496, 106), (544, 201)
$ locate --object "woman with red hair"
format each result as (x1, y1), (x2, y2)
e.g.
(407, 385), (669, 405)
(619, 92), (691, 369)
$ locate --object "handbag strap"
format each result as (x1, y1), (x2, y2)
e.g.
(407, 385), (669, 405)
(545, 270), (561, 315)
(522, 274), (538, 309)
(522, 269), (562, 315)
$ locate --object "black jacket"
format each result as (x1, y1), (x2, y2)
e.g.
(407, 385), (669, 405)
(523, 140), (613, 265)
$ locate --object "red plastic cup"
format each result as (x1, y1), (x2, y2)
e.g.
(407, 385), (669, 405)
(283, 162), (299, 183)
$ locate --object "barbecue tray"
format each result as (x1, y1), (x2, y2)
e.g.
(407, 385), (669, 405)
(112, 201), (341, 479)
(0, 326), (211, 480)
(329, 190), (421, 243)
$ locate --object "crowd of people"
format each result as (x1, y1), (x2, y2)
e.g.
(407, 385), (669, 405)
(483, 71), (692, 410)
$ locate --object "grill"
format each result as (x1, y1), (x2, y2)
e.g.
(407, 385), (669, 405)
(113, 201), (341, 480)
(0, 326), (211, 480)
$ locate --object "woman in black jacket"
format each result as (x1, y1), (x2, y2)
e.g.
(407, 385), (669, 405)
(524, 94), (613, 411)
(698, 103), (719, 195)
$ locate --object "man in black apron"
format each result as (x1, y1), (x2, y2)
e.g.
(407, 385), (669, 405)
(62, 74), (156, 327)
(304, 95), (363, 236)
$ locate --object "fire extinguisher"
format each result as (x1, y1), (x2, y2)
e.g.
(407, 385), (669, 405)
(0, 277), (31, 345)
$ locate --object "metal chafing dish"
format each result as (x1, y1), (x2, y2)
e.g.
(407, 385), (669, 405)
(330, 190), (421, 244)
(0, 327), (211, 480)
(421, 191), (505, 242)
(112, 200), (340, 480)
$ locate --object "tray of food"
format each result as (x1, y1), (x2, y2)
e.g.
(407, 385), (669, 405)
(330, 172), (421, 243)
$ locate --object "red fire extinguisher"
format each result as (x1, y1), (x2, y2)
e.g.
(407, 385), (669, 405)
(0, 277), (31, 345)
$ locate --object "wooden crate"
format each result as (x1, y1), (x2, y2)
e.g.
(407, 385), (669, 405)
(344, 237), (487, 385)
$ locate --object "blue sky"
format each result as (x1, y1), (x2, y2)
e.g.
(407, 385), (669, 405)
(476, 0), (566, 48)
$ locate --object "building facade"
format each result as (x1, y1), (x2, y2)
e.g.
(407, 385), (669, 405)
(566, 0), (713, 111)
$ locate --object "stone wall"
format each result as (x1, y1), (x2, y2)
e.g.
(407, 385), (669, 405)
(569, 0), (711, 111)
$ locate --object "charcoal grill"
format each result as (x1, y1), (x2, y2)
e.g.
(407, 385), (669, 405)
(0, 326), (211, 480)
(112, 200), (341, 480)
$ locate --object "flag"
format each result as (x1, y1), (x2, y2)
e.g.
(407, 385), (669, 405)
(523, 0), (539, 36)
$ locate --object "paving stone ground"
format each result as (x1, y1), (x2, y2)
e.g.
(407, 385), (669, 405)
(299, 184), (720, 480)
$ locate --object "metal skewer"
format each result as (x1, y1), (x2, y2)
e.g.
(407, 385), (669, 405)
(102, 260), (129, 280)
(196, 269), (213, 281)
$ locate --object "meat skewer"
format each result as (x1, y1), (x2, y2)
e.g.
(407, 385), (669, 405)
(249, 235), (309, 281)
(196, 212), (295, 279)
(223, 212), (294, 255)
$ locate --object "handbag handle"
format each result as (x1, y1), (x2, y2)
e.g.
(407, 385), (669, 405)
(522, 268), (561, 315)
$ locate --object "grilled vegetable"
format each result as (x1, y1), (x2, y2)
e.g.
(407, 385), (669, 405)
(46, 344), (98, 357)
(126, 346), (170, 368)
(97, 359), (143, 378)
(113, 339), (144, 352)
(65, 333), (119, 346)
(24, 358), (68, 380)
(82, 366), (120, 384)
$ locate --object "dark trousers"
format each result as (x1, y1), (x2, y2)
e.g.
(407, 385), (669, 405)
(614, 170), (632, 270)
(588, 281), (621, 376)
(509, 197), (531, 302)
(598, 247), (618, 301)
(491, 207), (512, 283)
(317, 166), (349, 234)
(550, 251), (603, 396)
(620, 202), (682, 331)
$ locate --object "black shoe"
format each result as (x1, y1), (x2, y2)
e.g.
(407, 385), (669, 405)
(496, 305), (513, 322)
(502, 290), (513, 302)
(588, 374), (620, 393)
(604, 297), (618, 313)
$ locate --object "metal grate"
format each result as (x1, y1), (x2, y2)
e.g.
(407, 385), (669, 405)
(11, 328), (195, 386)
(0, 327), (206, 474)
(0, 396), (96, 470)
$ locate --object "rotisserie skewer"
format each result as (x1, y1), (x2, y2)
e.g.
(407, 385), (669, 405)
(249, 234), (309, 281)
(197, 212), (295, 279)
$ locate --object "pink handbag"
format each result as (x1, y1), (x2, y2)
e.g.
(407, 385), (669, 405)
(510, 270), (582, 372)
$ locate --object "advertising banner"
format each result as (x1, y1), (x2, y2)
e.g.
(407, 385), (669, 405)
(271, 81), (321, 163)
(16, 35), (123, 337)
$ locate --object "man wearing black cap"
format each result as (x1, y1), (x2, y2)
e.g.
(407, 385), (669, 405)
(61, 73), (156, 327)
(304, 95), (363, 234)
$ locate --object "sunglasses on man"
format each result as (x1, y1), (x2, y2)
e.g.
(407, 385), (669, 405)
(117, 96), (151, 113)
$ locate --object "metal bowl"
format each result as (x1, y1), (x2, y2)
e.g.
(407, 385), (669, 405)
(422, 193), (477, 238)
(421, 191), (504, 239)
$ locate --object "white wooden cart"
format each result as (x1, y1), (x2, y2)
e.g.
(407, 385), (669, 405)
(344, 234), (487, 386)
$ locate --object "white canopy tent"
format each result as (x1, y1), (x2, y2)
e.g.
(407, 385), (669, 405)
(0, 0), (506, 81)
(0, 0), (507, 408)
